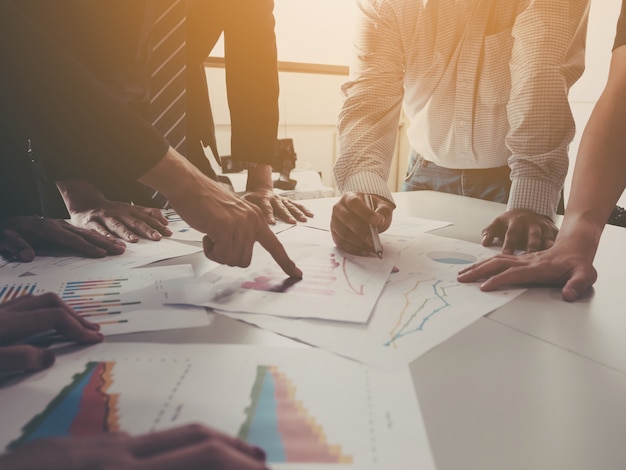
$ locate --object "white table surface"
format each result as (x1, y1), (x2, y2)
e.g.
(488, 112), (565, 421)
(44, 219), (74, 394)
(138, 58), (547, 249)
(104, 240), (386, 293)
(111, 191), (626, 470)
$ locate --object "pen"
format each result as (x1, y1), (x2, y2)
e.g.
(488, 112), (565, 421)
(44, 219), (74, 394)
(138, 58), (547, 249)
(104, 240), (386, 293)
(364, 193), (383, 259)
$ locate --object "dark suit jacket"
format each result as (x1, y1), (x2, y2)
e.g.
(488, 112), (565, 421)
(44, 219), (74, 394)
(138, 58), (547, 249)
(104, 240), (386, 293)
(0, 1), (169, 215)
(0, 0), (279, 213)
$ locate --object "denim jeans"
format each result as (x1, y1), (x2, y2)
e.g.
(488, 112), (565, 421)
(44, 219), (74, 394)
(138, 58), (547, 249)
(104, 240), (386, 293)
(401, 151), (511, 203)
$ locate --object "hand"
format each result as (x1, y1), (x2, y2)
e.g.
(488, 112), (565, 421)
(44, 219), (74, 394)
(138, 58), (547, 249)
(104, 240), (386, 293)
(481, 208), (559, 254)
(0, 424), (269, 470)
(57, 179), (172, 242)
(457, 236), (598, 301)
(243, 163), (314, 224)
(0, 293), (103, 373)
(139, 149), (302, 277)
(0, 216), (125, 261)
(330, 192), (394, 256)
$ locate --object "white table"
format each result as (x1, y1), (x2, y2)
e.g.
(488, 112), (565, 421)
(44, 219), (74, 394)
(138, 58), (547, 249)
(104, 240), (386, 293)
(112, 191), (626, 470)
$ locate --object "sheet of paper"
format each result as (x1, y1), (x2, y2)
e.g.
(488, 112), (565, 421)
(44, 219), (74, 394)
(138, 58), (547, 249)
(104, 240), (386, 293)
(302, 208), (451, 235)
(0, 237), (202, 277)
(0, 343), (435, 470)
(222, 233), (525, 370)
(165, 240), (397, 322)
(0, 266), (209, 336)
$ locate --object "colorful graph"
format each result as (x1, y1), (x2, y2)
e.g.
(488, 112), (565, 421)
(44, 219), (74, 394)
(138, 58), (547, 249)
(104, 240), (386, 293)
(60, 279), (141, 323)
(241, 252), (364, 296)
(238, 365), (353, 464)
(0, 282), (38, 303)
(385, 277), (467, 347)
(9, 362), (119, 449)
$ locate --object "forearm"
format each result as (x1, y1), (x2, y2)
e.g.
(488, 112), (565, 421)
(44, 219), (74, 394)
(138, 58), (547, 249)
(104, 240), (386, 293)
(505, 0), (589, 218)
(335, 0), (404, 200)
(562, 91), (626, 236)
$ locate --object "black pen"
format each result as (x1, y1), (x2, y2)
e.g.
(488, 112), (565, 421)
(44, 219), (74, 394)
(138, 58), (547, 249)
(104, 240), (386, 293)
(364, 194), (383, 259)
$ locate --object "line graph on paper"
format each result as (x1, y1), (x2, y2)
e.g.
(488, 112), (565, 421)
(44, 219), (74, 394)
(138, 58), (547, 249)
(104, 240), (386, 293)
(381, 273), (479, 349)
(218, 233), (526, 369)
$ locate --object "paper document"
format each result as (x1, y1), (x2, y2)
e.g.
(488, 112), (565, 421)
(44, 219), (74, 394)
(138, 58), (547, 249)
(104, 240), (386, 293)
(166, 240), (396, 322)
(0, 237), (201, 277)
(0, 343), (436, 470)
(0, 266), (209, 336)
(222, 233), (525, 369)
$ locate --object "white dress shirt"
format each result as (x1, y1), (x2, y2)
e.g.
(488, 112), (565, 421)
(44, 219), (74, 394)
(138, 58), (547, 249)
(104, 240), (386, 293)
(335, 0), (589, 218)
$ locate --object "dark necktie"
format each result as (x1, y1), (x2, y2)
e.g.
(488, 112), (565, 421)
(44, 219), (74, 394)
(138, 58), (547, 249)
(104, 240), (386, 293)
(146, 0), (187, 208)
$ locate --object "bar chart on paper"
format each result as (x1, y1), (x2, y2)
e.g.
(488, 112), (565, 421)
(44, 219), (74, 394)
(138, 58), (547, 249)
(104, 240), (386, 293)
(238, 365), (353, 464)
(0, 266), (209, 335)
(0, 344), (435, 469)
(59, 278), (141, 326)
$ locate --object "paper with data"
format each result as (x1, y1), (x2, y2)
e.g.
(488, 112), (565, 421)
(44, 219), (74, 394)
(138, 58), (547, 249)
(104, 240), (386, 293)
(0, 237), (201, 277)
(0, 265), (208, 336)
(222, 232), (525, 369)
(0, 343), (435, 470)
(165, 236), (397, 323)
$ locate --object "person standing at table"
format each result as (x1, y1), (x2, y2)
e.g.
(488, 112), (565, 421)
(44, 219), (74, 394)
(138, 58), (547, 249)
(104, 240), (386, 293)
(457, 0), (626, 302)
(331, 0), (589, 257)
(13, 0), (311, 243)
(0, 1), (301, 277)
(186, 0), (313, 226)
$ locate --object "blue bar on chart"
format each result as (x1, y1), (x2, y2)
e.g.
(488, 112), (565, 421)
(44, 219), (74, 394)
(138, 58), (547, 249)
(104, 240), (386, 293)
(0, 282), (38, 303)
(60, 279), (141, 318)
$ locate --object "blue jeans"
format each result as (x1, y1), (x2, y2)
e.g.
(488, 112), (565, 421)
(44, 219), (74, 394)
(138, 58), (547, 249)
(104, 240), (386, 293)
(401, 151), (511, 203)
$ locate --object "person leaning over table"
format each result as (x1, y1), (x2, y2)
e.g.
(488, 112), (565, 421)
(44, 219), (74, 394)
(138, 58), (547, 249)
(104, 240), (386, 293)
(457, 0), (626, 302)
(14, 0), (311, 243)
(331, 0), (589, 257)
(0, 1), (301, 277)
(0, 293), (270, 470)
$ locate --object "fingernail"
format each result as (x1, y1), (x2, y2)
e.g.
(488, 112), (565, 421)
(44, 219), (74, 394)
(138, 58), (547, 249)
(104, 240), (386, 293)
(105, 233), (115, 239)
(151, 231), (162, 240)
(291, 266), (303, 279)
(85, 321), (101, 331)
(19, 248), (35, 261)
(163, 228), (173, 236)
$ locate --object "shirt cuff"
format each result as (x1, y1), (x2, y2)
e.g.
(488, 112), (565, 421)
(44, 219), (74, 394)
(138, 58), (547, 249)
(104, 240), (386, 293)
(339, 171), (396, 206)
(507, 178), (561, 220)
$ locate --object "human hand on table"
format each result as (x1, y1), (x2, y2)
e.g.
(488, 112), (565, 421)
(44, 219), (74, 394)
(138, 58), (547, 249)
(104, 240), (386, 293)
(139, 149), (302, 277)
(0, 215), (125, 262)
(0, 293), (103, 373)
(330, 192), (394, 256)
(57, 179), (172, 242)
(0, 423), (269, 470)
(242, 163), (313, 224)
(457, 234), (597, 301)
(480, 208), (558, 254)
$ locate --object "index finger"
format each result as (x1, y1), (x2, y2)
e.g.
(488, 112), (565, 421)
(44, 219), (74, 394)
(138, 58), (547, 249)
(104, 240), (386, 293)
(255, 224), (302, 278)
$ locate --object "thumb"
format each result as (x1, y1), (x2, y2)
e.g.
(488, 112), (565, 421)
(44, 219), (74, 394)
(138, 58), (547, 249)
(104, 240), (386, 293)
(0, 345), (55, 372)
(561, 268), (597, 302)
(0, 229), (35, 261)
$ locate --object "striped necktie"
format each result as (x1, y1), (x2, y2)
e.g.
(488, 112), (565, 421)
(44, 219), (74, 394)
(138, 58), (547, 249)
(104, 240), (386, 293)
(146, 0), (187, 208)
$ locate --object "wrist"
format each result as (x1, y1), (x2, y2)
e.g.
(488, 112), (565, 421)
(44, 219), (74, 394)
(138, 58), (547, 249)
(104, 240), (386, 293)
(56, 179), (106, 212)
(246, 163), (273, 191)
